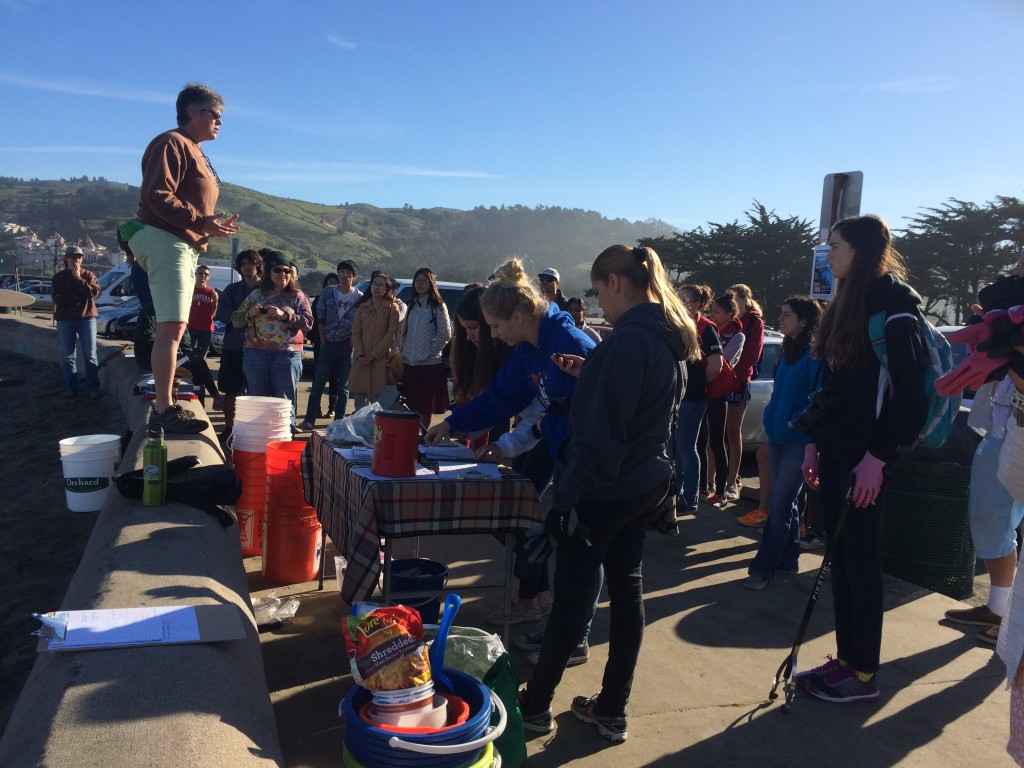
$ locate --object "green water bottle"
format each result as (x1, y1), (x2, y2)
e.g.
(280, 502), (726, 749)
(142, 425), (167, 507)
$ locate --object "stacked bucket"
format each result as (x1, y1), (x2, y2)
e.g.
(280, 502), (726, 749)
(230, 396), (292, 556)
(262, 439), (322, 583)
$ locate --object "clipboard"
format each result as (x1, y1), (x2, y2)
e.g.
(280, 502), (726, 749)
(35, 604), (246, 653)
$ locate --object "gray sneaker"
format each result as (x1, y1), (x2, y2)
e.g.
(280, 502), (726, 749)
(514, 618), (547, 652)
(528, 641), (589, 667)
(571, 693), (628, 742)
(517, 689), (553, 734)
(149, 403), (208, 434)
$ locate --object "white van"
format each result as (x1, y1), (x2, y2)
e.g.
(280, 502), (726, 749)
(96, 262), (236, 307)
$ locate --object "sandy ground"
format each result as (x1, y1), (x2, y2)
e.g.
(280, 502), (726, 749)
(0, 353), (125, 736)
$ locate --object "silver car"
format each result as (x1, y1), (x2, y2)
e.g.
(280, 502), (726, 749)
(741, 332), (784, 453)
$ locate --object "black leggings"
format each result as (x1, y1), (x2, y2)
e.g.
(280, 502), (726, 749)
(706, 396), (728, 493)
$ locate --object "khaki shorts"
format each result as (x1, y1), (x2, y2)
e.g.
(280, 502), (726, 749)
(128, 225), (199, 323)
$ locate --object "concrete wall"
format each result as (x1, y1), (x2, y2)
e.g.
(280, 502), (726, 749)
(0, 315), (283, 768)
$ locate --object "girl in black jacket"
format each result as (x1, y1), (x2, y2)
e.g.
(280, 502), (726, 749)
(798, 215), (928, 704)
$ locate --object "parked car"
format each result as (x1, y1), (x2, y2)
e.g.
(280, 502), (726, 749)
(938, 325), (974, 411)
(97, 297), (141, 337)
(19, 284), (53, 311)
(740, 331), (784, 453)
(353, 278), (468, 321)
(210, 320), (226, 356)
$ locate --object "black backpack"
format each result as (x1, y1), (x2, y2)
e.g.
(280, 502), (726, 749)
(114, 456), (241, 528)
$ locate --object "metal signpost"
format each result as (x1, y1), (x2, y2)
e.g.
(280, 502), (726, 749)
(811, 171), (863, 301)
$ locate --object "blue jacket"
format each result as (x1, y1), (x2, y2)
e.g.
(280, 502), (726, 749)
(762, 346), (818, 446)
(445, 304), (596, 457)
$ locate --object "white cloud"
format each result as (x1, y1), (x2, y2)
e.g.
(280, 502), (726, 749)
(0, 145), (138, 155)
(326, 34), (357, 50)
(868, 76), (958, 94)
(0, 72), (172, 104)
(223, 158), (500, 182)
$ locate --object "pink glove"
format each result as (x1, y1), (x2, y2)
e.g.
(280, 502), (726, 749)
(934, 350), (1009, 396)
(851, 451), (886, 509)
(801, 443), (820, 490)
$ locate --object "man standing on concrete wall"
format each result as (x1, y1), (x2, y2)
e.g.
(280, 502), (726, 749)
(128, 82), (239, 433)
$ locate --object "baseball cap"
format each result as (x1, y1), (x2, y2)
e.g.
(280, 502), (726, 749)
(65, 246), (84, 257)
(538, 268), (560, 281)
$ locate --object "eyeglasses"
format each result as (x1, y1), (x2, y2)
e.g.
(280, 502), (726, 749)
(200, 108), (222, 121)
(271, 267), (291, 275)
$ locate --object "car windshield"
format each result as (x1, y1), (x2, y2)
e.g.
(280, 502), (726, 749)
(98, 269), (124, 290)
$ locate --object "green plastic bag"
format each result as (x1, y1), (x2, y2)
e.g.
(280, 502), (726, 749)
(483, 652), (527, 768)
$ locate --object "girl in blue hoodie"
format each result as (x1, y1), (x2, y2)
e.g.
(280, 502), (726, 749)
(743, 296), (822, 590)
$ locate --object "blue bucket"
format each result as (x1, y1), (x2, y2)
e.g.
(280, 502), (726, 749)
(342, 668), (496, 768)
(389, 558), (449, 624)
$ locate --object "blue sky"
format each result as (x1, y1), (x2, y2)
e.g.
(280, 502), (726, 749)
(1, 0), (1022, 234)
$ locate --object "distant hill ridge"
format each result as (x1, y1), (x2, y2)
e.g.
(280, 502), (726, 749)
(0, 177), (676, 292)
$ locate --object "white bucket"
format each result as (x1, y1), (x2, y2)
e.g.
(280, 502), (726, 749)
(59, 435), (122, 513)
(235, 396), (292, 421)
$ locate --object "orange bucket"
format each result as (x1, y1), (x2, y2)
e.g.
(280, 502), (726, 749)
(371, 410), (420, 477)
(262, 513), (322, 583)
(237, 507), (263, 556)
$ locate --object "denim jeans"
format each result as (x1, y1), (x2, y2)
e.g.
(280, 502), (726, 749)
(525, 478), (670, 714)
(819, 452), (884, 674)
(748, 441), (806, 580)
(674, 399), (707, 508)
(57, 318), (99, 395)
(243, 349), (303, 425)
(304, 341), (352, 423)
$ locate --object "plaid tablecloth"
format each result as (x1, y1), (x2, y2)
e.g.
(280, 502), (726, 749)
(302, 431), (543, 602)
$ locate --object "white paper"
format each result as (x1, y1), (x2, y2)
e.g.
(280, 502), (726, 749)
(435, 462), (504, 480)
(350, 464), (438, 481)
(46, 606), (201, 650)
(337, 447), (373, 461)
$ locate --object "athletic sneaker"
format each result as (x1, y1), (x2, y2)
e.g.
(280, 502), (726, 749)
(514, 619), (547, 652)
(149, 403), (208, 434)
(487, 602), (546, 626)
(743, 574), (768, 591)
(517, 689), (553, 734)
(800, 534), (826, 552)
(803, 664), (880, 703)
(528, 641), (589, 667)
(944, 604), (1001, 628)
(737, 509), (768, 527)
(794, 655), (842, 688)
(723, 484), (741, 501)
(571, 693), (628, 742)
(706, 493), (727, 506)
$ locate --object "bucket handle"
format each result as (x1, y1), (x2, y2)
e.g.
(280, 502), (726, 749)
(386, 688), (506, 755)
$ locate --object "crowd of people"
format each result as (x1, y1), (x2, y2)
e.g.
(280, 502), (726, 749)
(93, 81), (1024, 758)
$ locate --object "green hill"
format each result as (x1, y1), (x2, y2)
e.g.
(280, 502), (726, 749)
(0, 176), (677, 292)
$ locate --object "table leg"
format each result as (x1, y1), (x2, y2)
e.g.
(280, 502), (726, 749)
(502, 533), (514, 648)
(382, 538), (393, 606)
(317, 524), (327, 591)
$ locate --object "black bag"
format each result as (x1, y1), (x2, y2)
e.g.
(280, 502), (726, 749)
(115, 456), (241, 528)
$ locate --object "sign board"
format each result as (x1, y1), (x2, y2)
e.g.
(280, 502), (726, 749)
(809, 244), (834, 301)
(229, 237), (242, 259)
(819, 171), (863, 243)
